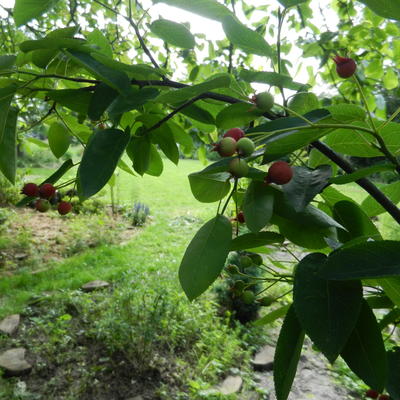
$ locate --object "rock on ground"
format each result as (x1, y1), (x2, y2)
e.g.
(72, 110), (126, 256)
(0, 314), (20, 335)
(81, 280), (110, 292)
(251, 344), (274, 371)
(216, 375), (243, 395)
(0, 348), (32, 376)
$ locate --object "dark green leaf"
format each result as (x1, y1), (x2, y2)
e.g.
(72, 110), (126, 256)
(67, 50), (132, 96)
(278, 0), (308, 7)
(230, 232), (284, 251)
(216, 102), (263, 129)
(320, 241), (400, 280)
(387, 347), (400, 400)
(14, 0), (61, 26)
(0, 85), (17, 143)
(157, 75), (231, 104)
(333, 200), (382, 242)
(283, 165), (332, 212)
(379, 278), (400, 308)
(150, 19), (195, 48)
(357, 0), (400, 21)
(366, 295), (394, 309)
(179, 215), (232, 301)
(108, 88), (159, 115)
(0, 55), (16, 71)
(88, 83), (118, 121)
(0, 108), (18, 184)
(47, 89), (92, 114)
(274, 305), (305, 400)
(78, 128), (130, 200)
(180, 103), (215, 125)
(126, 135), (151, 176)
(153, 0), (232, 21)
(253, 304), (290, 326)
(341, 300), (387, 392)
(294, 253), (363, 363)
(188, 171), (231, 203)
(150, 124), (179, 165)
(379, 309), (400, 330)
(20, 38), (88, 52)
(222, 16), (273, 57)
(146, 145), (164, 176)
(239, 69), (305, 90)
(243, 181), (274, 232)
(47, 121), (70, 159)
(329, 164), (395, 185)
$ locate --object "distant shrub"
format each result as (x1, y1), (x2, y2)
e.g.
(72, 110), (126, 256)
(126, 201), (150, 226)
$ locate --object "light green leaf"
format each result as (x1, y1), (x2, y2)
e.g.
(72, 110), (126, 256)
(0, 55), (16, 71)
(222, 16), (273, 58)
(150, 19), (195, 49)
(48, 121), (70, 159)
(253, 304), (290, 326)
(361, 181), (400, 216)
(239, 69), (305, 90)
(87, 29), (113, 58)
(14, 0), (61, 26)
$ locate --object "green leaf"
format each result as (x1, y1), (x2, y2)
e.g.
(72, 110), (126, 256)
(20, 38), (88, 53)
(47, 121), (70, 159)
(383, 68), (399, 90)
(230, 232), (284, 251)
(216, 102), (263, 129)
(157, 75), (231, 104)
(379, 309), (400, 329)
(294, 253), (363, 363)
(357, 0), (400, 21)
(14, 0), (61, 26)
(333, 201), (382, 242)
(0, 85), (17, 143)
(0, 55), (16, 71)
(150, 19), (195, 49)
(340, 300), (387, 392)
(179, 215), (232, 301)
(320, 241), (400, 280)
(180, 103), (215, 125)
(239, 69), (305, 90)
(78, 128), (130, 200)
(387, 347), (400, 400)
(88, 83), (119, 121)
(150, 124), (180, 165)
(153, 0), (232, 21)
(326, 104), (367, 122)
(288, 92), (320, 115)
(0, 108), (18, 184)
(243, 181), (274, 232)
(146, 145), (164, 177)
(329, 163), (396, 185)
(222, 16), (273, 57)
(66, 50), (132, 96)
(278, 0), (308, 7)
(126, 135), (151, 176)
(283, 165), (332, 212)
(274, 305), (305, 400)
(108, 88), (160, 116)
(380, 278), (400, 308)
(361, 181), (400, 217)
(47, 89), (92, 114)
(253, 304), (290, 326)
(188, 171), (231, 203)
(86, 29), (113, 57)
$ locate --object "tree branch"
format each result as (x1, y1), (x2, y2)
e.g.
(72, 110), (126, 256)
(311, 140), (400, 225)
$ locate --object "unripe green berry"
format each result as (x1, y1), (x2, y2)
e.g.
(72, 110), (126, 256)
(249, 253), (263, 266)
(239, 255), (253, 268)
(237, 137), (255, 157)
(226, 264), (240, 274)
(255, 92), (274, 112)
(241, 290), (255, 304)
(35, 199), (50, 213)
(258, 296), (274, 307)
(217, 137), (237, 157)
(233, 280), (246, 294)
(229, 158), (249, 178)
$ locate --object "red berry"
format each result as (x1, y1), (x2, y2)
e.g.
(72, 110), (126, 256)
(333, 55), (357, 78)
(35, 199), (50, 213)
(378, 395), (390, 400)
(223, 128), (245, 142)
(39, 183), (56, 199)
(365, 390), (380, 399)
(57, 201), (72, 215)
(266, 161), (293, 185)
(21, 183), (39, 197)
(237, 211), (245, 223)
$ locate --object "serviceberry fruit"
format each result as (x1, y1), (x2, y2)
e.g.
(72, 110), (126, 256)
(253, 92), (274, 112)
(217, 137), (237, 157)
(229, 158), (249, 178)
(237, 137), (255, 157)
(21, 183), (39, 197)
(266, 161), (293, 185)
(58, 201), (72, 215)
(333, 55), (357, 78)
(35, 199), (50, 213)
(39, 183), (56, 199)
(223, 128), (245, 142)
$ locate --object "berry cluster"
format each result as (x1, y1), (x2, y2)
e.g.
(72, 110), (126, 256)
(365, 389), (390, 400)
(21, 183), (73, 215)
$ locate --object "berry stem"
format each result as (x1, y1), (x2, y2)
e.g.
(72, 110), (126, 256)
(220, 178), (238, 216)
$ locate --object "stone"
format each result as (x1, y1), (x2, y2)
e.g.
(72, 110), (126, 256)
(251, 345), (275, 371)
(0, 314), (20, 335)
(81, 280), (110, 292)
(217, 375), (243, 395)
(126, 396), (144, 400)
(0, 348), (32, 376)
